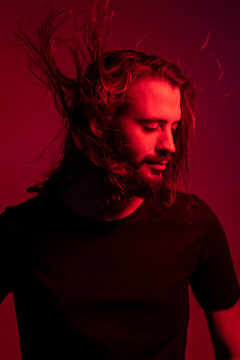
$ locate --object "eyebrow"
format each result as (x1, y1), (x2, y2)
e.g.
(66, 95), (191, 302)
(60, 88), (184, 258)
(136, 118), (182, 125)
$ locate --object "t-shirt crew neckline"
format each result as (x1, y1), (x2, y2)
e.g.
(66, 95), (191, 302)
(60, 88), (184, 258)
(52, 190), (150, 224)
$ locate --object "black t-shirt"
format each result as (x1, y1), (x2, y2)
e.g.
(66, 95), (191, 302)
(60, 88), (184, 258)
(0, 192), (239, 359)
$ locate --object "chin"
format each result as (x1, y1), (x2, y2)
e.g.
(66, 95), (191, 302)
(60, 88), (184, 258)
(135, 168), (164, 195)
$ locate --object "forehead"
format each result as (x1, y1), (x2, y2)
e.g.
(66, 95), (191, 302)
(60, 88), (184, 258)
(126, 78), (181, 121)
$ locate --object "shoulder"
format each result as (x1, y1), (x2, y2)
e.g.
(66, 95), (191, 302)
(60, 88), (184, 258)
(2, 192), (57, 218)
(173, 191), (219, 227)
(0, 192), (62, 235)
(175, 191), (211, 210)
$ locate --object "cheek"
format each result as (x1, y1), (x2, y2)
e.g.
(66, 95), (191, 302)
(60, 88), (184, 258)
(126, 129), (157, 158)
(117, 118), (158, 159)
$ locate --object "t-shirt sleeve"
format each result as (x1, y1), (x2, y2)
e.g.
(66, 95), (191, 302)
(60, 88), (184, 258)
(190, 197), (240, 311)
(0, 207), (15, 303)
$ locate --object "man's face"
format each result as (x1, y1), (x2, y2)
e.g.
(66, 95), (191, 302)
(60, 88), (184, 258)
(114, 77), (181, 194)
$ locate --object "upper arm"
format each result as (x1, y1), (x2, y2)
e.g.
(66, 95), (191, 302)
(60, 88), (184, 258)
(205, 299), (240, 359)
(190, 197), (240, 312)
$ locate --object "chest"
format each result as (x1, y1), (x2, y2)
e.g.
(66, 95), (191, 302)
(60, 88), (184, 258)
(19, 219), (202, 305)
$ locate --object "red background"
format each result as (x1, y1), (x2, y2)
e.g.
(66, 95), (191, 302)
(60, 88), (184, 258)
(0, 0), (239, 359)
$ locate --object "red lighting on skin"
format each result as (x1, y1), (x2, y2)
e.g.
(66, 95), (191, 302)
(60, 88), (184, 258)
(116, 78), (180, 184)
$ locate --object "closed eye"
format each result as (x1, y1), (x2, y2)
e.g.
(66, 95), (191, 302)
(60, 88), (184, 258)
(141, 121), (181, 134)
(140, 121), (160, 132)
(143, 126), (157, 132)
(142, 125), (158, 132)
(172, 123), (181, 136)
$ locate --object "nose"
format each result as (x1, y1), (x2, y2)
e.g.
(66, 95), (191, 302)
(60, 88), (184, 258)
(155, 128), (176, 154)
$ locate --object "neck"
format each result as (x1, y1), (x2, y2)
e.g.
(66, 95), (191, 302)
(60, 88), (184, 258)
(59, 172), (145, 221)
(102, 196), (145, 221)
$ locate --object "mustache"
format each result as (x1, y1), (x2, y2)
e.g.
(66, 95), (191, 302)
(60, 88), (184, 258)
(140, 154), (172, 166)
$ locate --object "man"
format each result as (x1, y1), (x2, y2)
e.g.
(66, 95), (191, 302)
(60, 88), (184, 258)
(1, 1), (240, 359)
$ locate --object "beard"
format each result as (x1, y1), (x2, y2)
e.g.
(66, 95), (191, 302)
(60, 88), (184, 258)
(104, 128), (173, 200)
(119, 159), (168, 199)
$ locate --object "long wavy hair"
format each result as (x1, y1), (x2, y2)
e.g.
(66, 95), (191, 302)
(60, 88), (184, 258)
(16, 0), (196, 207)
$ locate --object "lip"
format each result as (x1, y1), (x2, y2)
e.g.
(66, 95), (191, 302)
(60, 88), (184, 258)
(149, 163), (167, 170)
